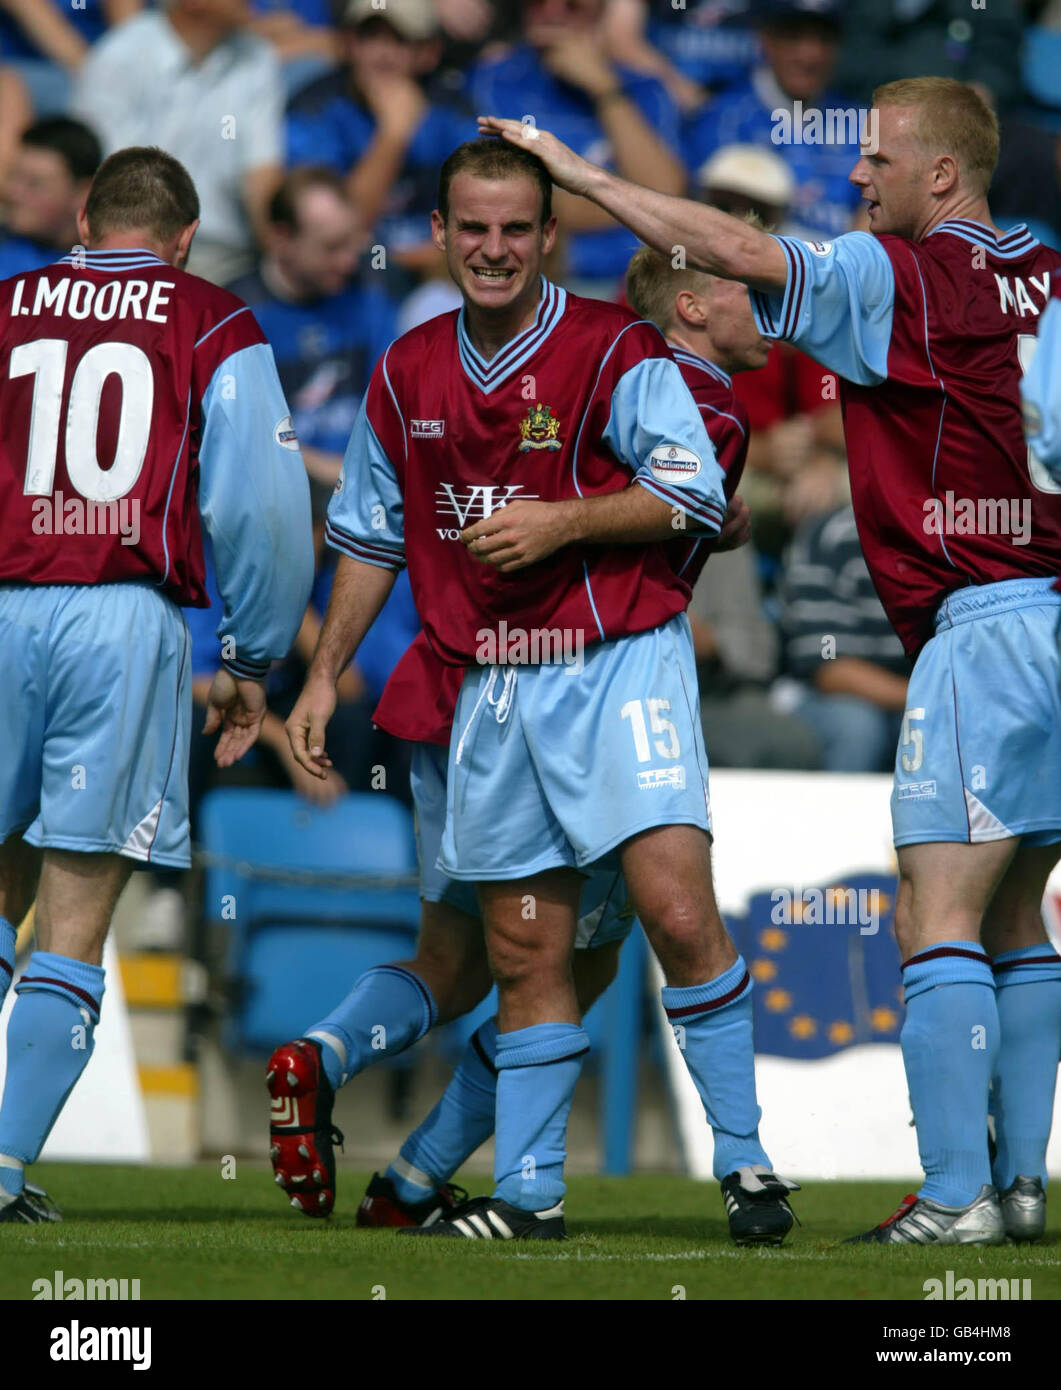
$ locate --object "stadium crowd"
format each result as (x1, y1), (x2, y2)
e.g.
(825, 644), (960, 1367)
(2, 0), (1059, 947)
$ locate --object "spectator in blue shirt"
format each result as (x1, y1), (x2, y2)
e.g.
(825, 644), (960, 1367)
(285, 0), (475, 279)
(469, 0), (686, 296)
(247, 0), (342, 97)
(0, 116), (101, 278)
(603, 0), (758, 112)
(682, 0), (865, 241)
(226, 166), (397, 520)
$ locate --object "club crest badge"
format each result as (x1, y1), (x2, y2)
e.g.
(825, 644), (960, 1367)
(518, 402), (562, 451)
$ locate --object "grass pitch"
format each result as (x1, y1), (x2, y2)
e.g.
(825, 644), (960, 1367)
(2, 1164), (1059, 1301)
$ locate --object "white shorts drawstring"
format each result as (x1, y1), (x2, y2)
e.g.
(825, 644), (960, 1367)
(455, 666), (518, 765)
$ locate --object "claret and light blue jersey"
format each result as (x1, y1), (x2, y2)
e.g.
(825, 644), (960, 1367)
(1022, 292), (1061, 481)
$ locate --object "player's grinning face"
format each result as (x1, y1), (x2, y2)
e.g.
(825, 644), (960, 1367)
(431, 173), (557, 329)
(849, 105), (940, 241)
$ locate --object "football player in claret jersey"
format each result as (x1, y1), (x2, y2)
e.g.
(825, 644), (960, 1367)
(482, 75), (1061, 1244)
(286, 138), (798, 1242)
(1022, 279), (1061, 484)
(266, 251), (759, 1233)
(0, 148), (313, 1222)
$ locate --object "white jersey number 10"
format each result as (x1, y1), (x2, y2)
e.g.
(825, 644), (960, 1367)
(10, 337), (154, 502)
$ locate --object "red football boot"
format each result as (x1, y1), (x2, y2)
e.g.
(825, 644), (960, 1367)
(357, 1172), (467, 1229)
(267, 1038), (344, 1217)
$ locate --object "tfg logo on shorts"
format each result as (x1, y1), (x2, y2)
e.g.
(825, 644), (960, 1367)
(637, 767), (686, 791)
(896, 780), (937, 801)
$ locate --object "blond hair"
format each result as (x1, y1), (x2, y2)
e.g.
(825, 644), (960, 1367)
(625, 246), (713, 335)
(873, 77), (999, 194)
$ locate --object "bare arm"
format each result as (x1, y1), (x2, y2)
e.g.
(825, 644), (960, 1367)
(593, 89), (685, 197)
(462, 486), (694, 573)
(285, 556), (396, 775)
(814, 656), (908, 711)
(346, 76), (425, 235)
(477, 116), (788, 290)
(243, 164), (283, 248)
(102, 0), (142, 25)
(0, 0), (87, 69)
(601, 0), (706, 112)
(0, 66), (30, 190)
(307, 555), (396, 683)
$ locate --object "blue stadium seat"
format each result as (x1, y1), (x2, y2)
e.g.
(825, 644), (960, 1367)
(198, 787), (649, 1171)
(198, 788), (421, 1052)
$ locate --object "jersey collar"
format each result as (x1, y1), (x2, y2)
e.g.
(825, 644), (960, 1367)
(928, 220), (1039, 259)
(56, 247), (168, 269)
(667, 341), (732, 387)
(457, 276), (567, 394)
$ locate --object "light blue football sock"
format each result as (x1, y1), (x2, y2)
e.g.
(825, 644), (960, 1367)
(990, 944), (1061, 1190)
(0, 951), (105, 1196)
(306, 965), (437, 1091)
(388, 1018), (499, 1203)
(0, 916), (15, 1008)
(493, 1022), (589, 1212)
(661, 957), (771, 1179)
(901, 942), (997, 1208)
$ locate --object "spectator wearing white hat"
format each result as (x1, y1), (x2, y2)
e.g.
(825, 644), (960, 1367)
(698, 140), (849, 554)
(682, 0), (865, 242)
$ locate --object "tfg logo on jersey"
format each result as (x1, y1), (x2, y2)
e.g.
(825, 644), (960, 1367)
(411, 419), (445, 439)
(648, 445), (701, 485)
(435, 483), (539, 540)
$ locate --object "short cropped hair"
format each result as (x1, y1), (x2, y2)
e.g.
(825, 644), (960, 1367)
(873, 77), (999, 194)
(83, 146), (199, 242)
(437, 137), (553, 226)
(22, 117), (101, 183)
(625, 246), (712, 335)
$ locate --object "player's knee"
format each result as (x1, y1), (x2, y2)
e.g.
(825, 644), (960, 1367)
(639, 896), (715, 951)
(487, 933), (566, 995)
(640, 899), (720, 979)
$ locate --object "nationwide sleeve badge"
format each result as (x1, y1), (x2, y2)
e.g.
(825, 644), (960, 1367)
(518, 402), (562, 451)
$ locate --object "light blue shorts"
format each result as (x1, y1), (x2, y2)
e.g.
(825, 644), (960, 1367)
(0, 583), (192, 867)
(412, 742), (635, 949)
(891, 577), (1061, 848)
(439, 612), (712, 880)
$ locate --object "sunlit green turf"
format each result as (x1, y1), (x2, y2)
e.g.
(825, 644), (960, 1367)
(2, 1165), (1058, 1300)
